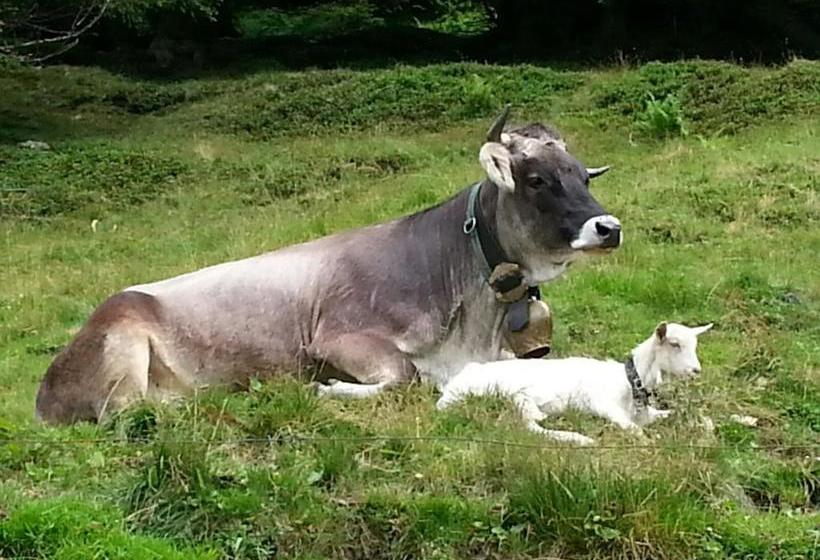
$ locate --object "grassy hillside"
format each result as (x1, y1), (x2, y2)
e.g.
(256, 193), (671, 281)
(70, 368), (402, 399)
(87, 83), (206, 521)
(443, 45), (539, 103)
(0, 58), (818, 559)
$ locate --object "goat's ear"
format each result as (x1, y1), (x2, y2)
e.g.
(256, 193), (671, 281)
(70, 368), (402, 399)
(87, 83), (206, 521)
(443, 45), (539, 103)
(655, 322), (668, 341)
(693, 323), (713, 336)
(479, 142), (515, 191)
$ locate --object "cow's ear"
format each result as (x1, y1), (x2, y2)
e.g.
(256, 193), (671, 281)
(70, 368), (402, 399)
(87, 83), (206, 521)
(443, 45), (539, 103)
(479, 142), (515, 191)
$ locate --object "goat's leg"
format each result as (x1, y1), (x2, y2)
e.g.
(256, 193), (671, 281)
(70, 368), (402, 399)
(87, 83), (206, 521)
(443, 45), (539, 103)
(642, 406), (674, 426)
(310, 333), (415, 399)
(512, 395), (596, 445)
(512, 394), (546, 423)
(436, 391), (462, 410)
(536, 428), (596, 446)
(601, 407), (645, 436)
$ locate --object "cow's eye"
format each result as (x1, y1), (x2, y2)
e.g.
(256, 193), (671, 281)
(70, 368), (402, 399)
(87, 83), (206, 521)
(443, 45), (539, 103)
(528, 176), (546, 188)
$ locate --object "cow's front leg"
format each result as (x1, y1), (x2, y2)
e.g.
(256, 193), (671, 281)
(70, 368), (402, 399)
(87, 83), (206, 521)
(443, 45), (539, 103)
(309, 333), (416, 399)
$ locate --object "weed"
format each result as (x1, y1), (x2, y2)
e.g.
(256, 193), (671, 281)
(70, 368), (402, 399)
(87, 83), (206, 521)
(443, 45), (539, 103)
(459, 73), (497, 117)
(637, 92), (687, 138)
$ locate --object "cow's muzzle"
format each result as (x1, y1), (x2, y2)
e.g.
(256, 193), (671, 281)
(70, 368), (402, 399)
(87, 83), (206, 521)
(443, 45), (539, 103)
(570, 215), (622, 251)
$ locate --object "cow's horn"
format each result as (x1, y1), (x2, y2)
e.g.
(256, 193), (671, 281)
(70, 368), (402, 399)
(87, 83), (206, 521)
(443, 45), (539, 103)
(487, 104), (511, 143)
(587, 165), (611, 178)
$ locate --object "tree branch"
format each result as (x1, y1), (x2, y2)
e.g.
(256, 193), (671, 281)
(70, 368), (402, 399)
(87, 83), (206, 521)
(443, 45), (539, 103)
(0, 0), (110, 57)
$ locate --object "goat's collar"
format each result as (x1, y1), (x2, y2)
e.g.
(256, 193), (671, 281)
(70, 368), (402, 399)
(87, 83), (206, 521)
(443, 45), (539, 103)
(624, 356), (653, 410)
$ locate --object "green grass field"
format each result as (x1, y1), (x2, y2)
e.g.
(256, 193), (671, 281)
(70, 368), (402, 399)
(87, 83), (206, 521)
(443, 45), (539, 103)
(1, 58), (818, 559)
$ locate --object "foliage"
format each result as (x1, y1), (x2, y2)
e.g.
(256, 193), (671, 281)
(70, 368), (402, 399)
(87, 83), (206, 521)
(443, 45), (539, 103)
(4, 0), (820, 61)
(0, 0), (111, 61)
(418, 0), (490, 35)
(636, 92), (687, 138)
(237, 2), (384, 39)
(0, 144), (188, 218)
(590, 59), (820, 134)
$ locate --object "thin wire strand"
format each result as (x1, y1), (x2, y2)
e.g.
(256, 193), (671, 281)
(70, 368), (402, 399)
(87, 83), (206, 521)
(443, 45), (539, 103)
(1, 434), (818, 452)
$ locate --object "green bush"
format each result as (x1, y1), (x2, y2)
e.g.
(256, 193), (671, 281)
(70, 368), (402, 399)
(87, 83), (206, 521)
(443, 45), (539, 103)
(0, 144), (188, 218)
(592, 60), (820, 135)
(237, 2), (384, 40)
(420, 0), (492, 35)
(201, 64), (581, 139)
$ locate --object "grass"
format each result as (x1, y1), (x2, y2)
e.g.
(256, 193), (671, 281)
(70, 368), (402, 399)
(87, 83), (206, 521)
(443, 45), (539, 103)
(0, 58), (818, 558)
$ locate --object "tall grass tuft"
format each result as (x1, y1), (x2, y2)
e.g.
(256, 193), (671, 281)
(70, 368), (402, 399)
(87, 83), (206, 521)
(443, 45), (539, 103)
(504, 455), (710, 556)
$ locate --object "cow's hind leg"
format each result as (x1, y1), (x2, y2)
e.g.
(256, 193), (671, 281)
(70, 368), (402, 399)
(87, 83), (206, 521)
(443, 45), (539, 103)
(310, 333), (415, 399)
(94, 327), (151, 420)
(36, 292), (157, 424)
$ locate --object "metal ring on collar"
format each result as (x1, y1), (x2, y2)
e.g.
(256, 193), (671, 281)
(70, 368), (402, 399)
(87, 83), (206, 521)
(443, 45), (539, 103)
(463, 217), (476, 235)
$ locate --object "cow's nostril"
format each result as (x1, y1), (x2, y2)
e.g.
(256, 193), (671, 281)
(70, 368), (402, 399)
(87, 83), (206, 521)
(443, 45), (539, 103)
(595, 222), (612, 237)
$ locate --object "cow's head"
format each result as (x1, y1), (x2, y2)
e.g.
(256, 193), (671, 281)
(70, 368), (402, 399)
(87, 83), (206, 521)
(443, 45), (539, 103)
(479, 107), (621, 283)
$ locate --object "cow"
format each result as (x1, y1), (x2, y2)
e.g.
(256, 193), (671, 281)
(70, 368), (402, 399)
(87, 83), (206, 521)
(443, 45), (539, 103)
(35, 108), (622, 424)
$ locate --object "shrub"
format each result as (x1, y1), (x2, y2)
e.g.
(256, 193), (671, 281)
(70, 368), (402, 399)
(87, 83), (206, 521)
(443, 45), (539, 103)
(420, 0), (492, 35)
(0, 144), (188, 218)
(237, 2), (384, 40)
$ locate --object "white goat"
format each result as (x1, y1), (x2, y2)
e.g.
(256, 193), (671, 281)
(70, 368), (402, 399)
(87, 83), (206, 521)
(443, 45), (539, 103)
(437, 322), (713, 445)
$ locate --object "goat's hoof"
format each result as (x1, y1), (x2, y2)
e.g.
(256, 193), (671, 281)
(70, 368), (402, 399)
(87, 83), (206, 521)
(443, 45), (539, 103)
(313, 382), (331, 396)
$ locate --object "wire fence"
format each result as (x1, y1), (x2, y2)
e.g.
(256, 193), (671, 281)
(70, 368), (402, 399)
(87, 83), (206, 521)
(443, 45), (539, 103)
(1, 433), (818, 452)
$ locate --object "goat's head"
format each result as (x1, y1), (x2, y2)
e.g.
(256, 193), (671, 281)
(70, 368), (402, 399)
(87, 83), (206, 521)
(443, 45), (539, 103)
(653, 322), (713, 378)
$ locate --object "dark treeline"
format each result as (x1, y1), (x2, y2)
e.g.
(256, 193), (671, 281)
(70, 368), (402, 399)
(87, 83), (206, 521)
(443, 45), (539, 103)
(489, 0), (820, 61)
(2, 0), (819, 65)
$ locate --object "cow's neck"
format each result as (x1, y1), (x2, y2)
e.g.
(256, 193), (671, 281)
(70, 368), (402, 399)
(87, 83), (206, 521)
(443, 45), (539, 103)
(394, 184), (508, 378)
(396, 182), (505, 316)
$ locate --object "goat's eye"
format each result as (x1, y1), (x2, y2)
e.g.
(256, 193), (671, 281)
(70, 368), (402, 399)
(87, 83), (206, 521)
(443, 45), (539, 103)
(669, 341), (681, 349)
